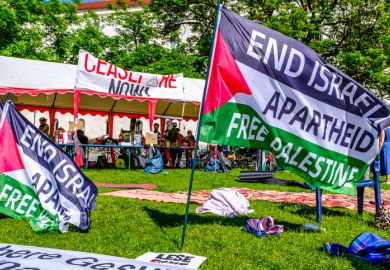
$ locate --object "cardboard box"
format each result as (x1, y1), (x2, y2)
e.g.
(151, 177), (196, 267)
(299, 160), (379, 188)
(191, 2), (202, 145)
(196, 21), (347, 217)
(68, 120), (84, 131)
(145, 132), (158, 145)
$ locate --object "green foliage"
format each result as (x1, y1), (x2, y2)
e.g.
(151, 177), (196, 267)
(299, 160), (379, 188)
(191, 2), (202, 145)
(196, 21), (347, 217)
(108, 9), (156, 50)
(67, 11), (113, 63)
(0, 0), (80, 61)
(0, 0), (388, 98)
(149, 0), (389, 97)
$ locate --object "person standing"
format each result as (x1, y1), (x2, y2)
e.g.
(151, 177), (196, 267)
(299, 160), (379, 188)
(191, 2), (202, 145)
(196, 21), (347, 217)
(185, 130), (195, 168)
(153, 123), (161, 141)
(379, 126), (390, 184)
(168, 122), (179, 168)
(38, 117), (49, 136)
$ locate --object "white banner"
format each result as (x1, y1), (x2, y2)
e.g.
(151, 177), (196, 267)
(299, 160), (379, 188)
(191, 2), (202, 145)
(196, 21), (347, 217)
(76, 51), (185, 101)
(0, 244), (187, 270)
(136, 252), (207, 269)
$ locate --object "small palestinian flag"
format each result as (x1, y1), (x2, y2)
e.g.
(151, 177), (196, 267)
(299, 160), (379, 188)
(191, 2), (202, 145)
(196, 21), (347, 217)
(0, 102), (97, 232)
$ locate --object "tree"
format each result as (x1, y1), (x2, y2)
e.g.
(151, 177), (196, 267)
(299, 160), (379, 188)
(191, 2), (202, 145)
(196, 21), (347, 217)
(1, 0), (387, 97)
(0, 0), (81, 62)
(108, 8), (157, 50)
(148, 0), (389, 97)
(67, 11), (113, 63)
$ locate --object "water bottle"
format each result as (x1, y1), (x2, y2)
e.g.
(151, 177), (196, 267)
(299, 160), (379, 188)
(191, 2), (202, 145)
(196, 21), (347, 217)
(303, 223), (325, 232)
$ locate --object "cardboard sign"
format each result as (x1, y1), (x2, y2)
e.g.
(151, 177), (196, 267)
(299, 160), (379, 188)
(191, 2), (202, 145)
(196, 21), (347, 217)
(145, 132), (158, 145)
(136, 252), (207, 269)
(68, 120), (84, 131)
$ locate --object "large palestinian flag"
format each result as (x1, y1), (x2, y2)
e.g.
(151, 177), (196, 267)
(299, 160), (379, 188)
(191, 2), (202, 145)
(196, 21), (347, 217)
(200, 6), (390, 195)
(0, 102), (97, 232)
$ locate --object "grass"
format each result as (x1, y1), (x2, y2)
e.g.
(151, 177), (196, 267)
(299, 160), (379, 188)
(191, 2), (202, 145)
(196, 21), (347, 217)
(1, 168), (390, 270)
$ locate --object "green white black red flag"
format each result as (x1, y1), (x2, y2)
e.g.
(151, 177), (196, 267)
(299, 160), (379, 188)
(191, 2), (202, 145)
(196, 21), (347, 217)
(0, 102), (97, 232)
(200, 6), (390, 195)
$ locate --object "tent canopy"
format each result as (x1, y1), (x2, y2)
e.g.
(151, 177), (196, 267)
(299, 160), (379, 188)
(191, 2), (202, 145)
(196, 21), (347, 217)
(0, 56), (203, 119)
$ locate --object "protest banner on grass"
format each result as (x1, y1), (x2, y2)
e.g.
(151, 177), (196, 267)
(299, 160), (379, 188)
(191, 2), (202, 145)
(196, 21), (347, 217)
(199, 6), (390, 195)
(0, 102), (97, 232)
(0, 244), (187, 270)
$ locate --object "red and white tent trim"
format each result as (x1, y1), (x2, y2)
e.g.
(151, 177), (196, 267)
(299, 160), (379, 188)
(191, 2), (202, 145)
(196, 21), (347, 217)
(0, 55), (204, 136)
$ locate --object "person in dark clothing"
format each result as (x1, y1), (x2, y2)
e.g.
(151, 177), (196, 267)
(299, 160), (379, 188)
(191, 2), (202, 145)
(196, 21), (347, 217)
(39, 117), (49, 136)
(75, 129), (89, 166)
(185, 130), (196, 167)
(153, 123), (161, 141)
(168, 122), (180, 168)
(76, 129), (89, 144)
(186, 130), (195, 144)
(163, 130), (169, 140)
(168, 122), (179, 143)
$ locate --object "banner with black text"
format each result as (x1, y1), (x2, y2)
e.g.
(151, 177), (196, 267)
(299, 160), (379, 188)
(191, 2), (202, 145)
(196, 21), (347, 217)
(200, 6), (390, 195)
(0, 102), (97, 232)
(0, 244), (186, 270)
(76, 51), (184, 101)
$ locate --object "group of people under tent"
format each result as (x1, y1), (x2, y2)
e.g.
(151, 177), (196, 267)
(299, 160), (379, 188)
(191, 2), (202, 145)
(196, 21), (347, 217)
(38, 117), (88, 145)
(152, 122), (196, 168)
(37, 115), (390, 180)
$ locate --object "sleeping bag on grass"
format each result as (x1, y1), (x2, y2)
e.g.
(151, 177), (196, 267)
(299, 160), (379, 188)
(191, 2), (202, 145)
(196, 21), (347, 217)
(144, 146), (163, 174)
(324, 232), (390, 265)
(204, 151), (231, 173)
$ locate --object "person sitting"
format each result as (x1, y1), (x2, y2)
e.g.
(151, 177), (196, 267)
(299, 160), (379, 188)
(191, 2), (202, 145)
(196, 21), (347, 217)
(39, 117), (49, 136)
(76, 129), (89, 145)
(185, 130), (195, 146)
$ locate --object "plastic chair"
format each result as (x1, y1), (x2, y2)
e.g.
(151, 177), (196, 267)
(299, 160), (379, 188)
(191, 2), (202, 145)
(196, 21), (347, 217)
(316, 160), (381, 222)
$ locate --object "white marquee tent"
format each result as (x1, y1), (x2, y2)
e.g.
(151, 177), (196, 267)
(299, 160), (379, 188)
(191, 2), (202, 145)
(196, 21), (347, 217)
(0, 55), (205, 137)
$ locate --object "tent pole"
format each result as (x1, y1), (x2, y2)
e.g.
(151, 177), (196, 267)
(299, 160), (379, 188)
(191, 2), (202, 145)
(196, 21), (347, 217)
(49, 93), (58, 137)
(49, 108), (56, 137)
(73, 90), (80, 123)
(181, 0), (221, 248)
(148, 100), (157, 131)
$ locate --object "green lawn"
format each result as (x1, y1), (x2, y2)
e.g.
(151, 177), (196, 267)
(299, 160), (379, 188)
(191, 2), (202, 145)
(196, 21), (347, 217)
(1, 168), (389, 270)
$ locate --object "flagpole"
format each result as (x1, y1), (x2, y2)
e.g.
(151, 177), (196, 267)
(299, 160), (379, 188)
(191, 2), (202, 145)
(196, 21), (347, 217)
(181, 0), (222, 248)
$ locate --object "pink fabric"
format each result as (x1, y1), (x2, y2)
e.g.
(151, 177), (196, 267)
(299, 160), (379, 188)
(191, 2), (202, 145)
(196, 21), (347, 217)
(160, 118), (166, 135)
(108, 113), (114, 138)
(73, 90), (80, 122)
(101, 188), (390, 213)
(101, 189), (208, 204)
(148, 101), (156, 131)
(95, 182), (157, 189)
(0, 118), (24, 173)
